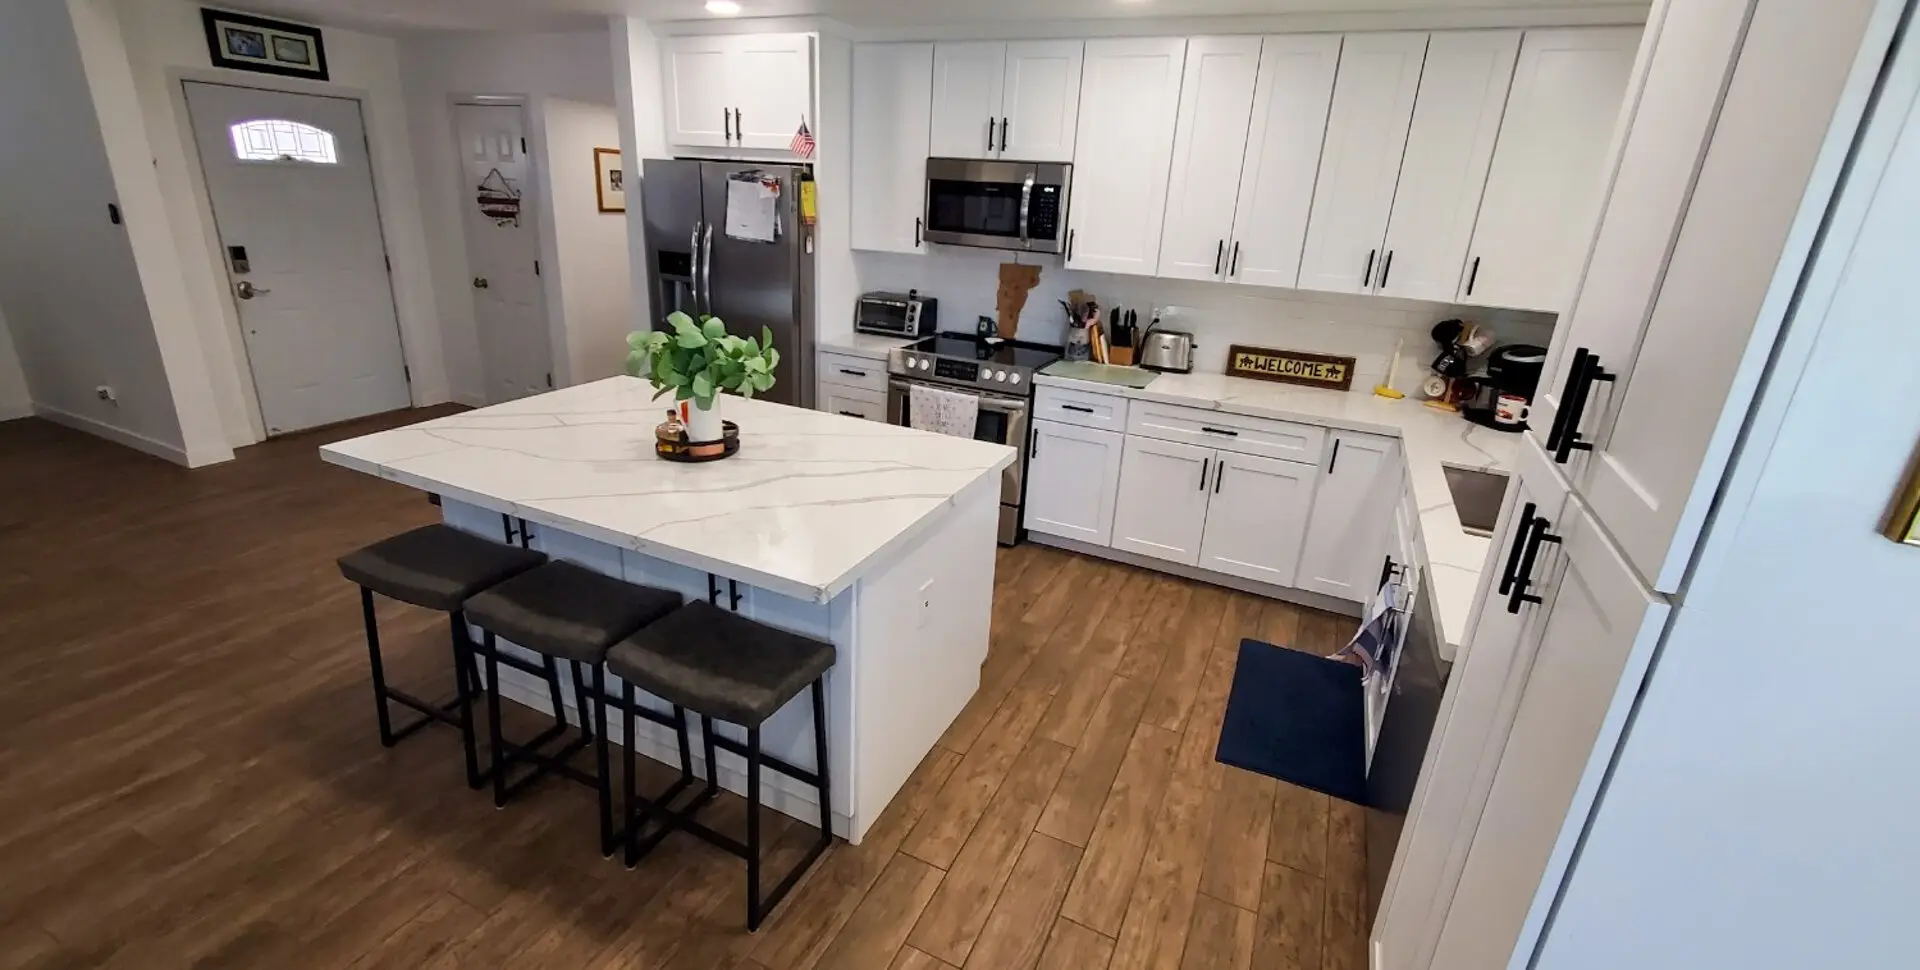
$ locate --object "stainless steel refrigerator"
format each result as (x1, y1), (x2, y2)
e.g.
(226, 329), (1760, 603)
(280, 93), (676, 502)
(639, 159), (815, 408)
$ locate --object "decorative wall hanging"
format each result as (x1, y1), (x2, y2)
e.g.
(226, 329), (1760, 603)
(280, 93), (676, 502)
(201, 8), (329, 81)
(1226, 345), (1358, 391)
(594, 148), (626, 213)
(476, 169), (522, 227)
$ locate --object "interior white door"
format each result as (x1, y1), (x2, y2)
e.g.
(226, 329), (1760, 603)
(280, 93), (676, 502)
(1461, 28), (1642, 312)
(1111, 435), (1214, 566)
(1297, 32), (1428, 295)
(1295, 431), (1402, 601)
(930, 42), (1006, 158)
(1157, 36), (1264, 283)
(731, 34), (814, 151)
(1196, 450), (1318, 587)
(453, 104), (552, 404)
(1430, 500), (1669, 970)
(1226, 33), (1342, 289)
(1025, 419), (1124, 546)
(1066, 37), (1188, 276)
(999, 41), (1084, 162)
(851, 43), (935, 254)
(184, 82), (410, 436)
(1376, 30), (1520, 302)
(664, 35), (735, 148)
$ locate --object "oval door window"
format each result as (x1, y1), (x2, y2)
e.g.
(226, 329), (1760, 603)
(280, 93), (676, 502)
(229, 119), (338, 164)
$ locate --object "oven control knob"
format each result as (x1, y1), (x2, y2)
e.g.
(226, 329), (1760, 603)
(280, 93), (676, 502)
(992, 370), (1006, 382)
(913, 357), (927, 370)
(1009, 372), (1022, 385)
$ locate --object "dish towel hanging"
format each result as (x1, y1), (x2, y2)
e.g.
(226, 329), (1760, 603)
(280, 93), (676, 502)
(908, 384), (979, 438)
(1332, 579), (1400, 680)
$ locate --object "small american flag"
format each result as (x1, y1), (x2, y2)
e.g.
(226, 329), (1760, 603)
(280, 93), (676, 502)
(790, 119), (815, 159)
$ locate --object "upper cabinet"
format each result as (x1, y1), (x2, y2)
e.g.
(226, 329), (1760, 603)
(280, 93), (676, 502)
(1157, 36), (1265, 283)
(664, 33), (814, 151)
(1460, 28), (1641, 312)
(1296, 32), (1427, 295)
(929, 41), (1082, 160)
(852, 43), (935, 254)
(1065, 38), (1188, 276)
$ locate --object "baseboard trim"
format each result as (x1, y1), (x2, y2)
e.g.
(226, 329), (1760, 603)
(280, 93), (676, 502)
(1029, 532), (1364, 620)
(31, 403), (190, 466)
(0, 402), (32, 422)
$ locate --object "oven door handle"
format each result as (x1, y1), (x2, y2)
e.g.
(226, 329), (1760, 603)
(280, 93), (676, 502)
(888, 378), (1030, 413)
(1018, 171), (1035, 247)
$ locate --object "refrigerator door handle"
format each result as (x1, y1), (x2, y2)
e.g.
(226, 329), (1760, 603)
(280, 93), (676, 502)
(700, 222), (715, 316)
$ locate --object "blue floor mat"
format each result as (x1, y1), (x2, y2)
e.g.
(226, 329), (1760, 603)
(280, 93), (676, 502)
(1214, 639), (1367, 805)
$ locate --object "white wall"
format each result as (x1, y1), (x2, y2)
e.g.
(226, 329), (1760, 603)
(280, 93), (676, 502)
(538, 97), (635, 384)
(0, 0), (187, 458)
(0, 307), (35, 421)
(854, 248), (1554, 392)
(1532, 16), (1920, 967)
(613, 17), (671, 335)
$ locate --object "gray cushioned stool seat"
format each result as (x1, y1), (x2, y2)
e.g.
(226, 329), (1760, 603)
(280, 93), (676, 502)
(464, 560), (682, 664)
(605, 601), (836, 726)
(338, 524), (545, 611)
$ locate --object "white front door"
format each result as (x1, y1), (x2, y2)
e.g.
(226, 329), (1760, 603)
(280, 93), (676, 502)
(453, 103), (553, 404)
(184, 82), (410, 435)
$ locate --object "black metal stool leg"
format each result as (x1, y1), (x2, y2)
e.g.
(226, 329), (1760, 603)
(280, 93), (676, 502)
(812, 677), (832, 843)
(623, 679), (639, 868)
(572, 660), (595, 742)
(746, 726), (763, 931)
(593, 664), (614, 858)
(541, 654), (567, 728)
(450, 611), (482, 789)
(484, 632), (508, 809)
(674, 705), (693, 781)
(701, 714), (720, 798)
(360, 587), (396, 746)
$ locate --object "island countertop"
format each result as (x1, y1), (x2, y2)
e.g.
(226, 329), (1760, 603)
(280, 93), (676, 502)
(320, 377), (1016, 603)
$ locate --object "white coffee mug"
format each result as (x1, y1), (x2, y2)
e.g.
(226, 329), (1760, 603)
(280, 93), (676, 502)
(1496, 394), (1530, 425)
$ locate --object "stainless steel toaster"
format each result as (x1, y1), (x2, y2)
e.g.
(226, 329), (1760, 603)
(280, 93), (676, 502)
(1137, 330), (1196, 373)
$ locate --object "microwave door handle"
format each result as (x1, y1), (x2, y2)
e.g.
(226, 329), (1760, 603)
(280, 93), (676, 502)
(1018, 171), (1035, 247)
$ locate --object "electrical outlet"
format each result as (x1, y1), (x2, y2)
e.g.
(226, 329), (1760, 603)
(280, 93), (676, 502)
(95, 385), (117, 404)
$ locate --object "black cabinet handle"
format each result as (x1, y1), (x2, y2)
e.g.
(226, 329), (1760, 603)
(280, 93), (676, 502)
(1466, 256), (1481, 297)
(1215, 461), (1227, 493)
(1551, 348), (1616, 464)
(724, 108), (733, 142)
(1363, 248), (1376, 288)
(1214, 240), (1225, 275)
(1379, 250), (1395, 289)
(1230, 241), (1241, 277)
(1061, 404), (1095, 414)
(1544, 348), (1588, 454)
(1505, 515), (1563, 614)
(838, 368), (867, 377)
(1200, 426), (1240, 437)
(1378, 555), (1399, 590)
(734, 108), (743, 138)
(1066, 229), (1076, 261)
(1029, 428), (1038, 458)
(1498, 502), (1538, 596)
(1000, 117), (1009, 151)
(837, 410), (862, 417)
(1199, 458), (1210, 491)
(987, 116), (995, 152)
(915, 217), (923, 247)
(1328, 439), (1341, 474)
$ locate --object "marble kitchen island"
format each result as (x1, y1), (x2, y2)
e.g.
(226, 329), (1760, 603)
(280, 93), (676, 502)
(321, 377), (1015, 844)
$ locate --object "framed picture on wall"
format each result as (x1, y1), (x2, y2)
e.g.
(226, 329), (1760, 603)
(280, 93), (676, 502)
(201, 8), (329, 81)
(594, 148), (626, 213)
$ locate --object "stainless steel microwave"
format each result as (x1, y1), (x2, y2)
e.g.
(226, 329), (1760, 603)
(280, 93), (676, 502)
(923, 158), (1071, 254)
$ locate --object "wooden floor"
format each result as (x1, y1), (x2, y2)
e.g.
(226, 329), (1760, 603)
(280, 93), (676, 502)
(0, 408), (1367, 970)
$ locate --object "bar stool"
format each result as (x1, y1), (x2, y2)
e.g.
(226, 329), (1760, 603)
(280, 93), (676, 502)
(461, 560), (681, 855)
(337, 524), (546, 788)
(604, 600), (837, 931)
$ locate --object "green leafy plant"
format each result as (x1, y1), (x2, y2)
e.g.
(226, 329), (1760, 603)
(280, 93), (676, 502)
(625, 312), (780, 410)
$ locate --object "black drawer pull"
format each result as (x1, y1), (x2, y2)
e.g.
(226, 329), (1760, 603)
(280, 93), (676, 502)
(1061, 404), (1095, 414)
(838, 368), (867, 377)
(837, 410), (862, 417)
(1200, 426), (1240, 437)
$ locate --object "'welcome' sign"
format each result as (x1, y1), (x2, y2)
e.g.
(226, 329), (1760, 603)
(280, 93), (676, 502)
(1225, 345), (1357, 392)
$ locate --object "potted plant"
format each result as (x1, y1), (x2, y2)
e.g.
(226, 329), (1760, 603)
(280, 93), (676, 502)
(627, 311), (780, 446)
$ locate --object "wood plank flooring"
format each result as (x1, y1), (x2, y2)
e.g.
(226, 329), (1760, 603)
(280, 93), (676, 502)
(0, 409), (1367, 969)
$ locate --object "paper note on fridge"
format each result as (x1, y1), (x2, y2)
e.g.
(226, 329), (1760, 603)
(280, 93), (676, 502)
(725, 177), (780, 243)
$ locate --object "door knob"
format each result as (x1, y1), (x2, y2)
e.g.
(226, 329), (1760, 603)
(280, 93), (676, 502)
(235, 280), (271, 300)
(473, 277), (491, 289)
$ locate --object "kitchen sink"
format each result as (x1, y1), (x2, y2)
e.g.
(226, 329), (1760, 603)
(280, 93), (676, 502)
(1442, 466), (1511, 538)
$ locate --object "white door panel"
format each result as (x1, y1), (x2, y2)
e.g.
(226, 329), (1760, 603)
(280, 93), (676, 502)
(664, 36), (734, 148)
(1111, 435), (1213, 566)
(185, 82), (410, 436)
(1158, 36), (1264, 283)
(930, 42), (1006, 158)
(454, 104), (552, 404)
(1196, 450), (1317, 587)
(732, 34), (814, 151)
(1001, 41), (1084, 161)
(1025, 419), (1124, 546)
(1066, 38), (1188, 276)
(1228, 33), (1342, 289)
(852, 43), (935, 254)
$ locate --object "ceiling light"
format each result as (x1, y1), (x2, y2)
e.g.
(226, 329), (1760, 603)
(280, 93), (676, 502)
(705, 0), (741, 14)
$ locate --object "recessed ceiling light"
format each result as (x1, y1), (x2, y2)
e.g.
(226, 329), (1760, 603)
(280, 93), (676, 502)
(706, 0), (741, 14)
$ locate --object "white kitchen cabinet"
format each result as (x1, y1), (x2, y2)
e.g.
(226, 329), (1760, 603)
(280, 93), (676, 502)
(1375, 30), (1520, 302)
(852, 43), (934, 254)
(1296, 32), (1427, 295)
(928, 41), (1082, 160)
(1110, 434), (1213, 566)
(664, 33), (813, 150)
(1460, 28), (1641, 312)
(1226, 34), (1343, 289)
(1025, 419), (1124, 546)
(1157, 36), (1265, 282)
(1196, 450), (1319, 588)
(1065, 38), (1188, 276)
(819, 383), (887, 422)
(1295, 431), (1403, 601)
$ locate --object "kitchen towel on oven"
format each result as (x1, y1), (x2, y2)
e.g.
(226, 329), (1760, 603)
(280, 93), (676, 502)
(1332, 580), (1400, 680)
(908, 384), (979, 438)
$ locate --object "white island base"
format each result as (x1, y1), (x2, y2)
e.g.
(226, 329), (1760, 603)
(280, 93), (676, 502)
(441, 476), (997, 846)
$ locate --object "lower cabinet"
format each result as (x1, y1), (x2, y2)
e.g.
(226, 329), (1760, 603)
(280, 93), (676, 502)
(1024, 419), (1124, 546)
(1111, 436), (1215, 565)
(819, 382), (887, 421)
(1196, 450), (1318, 586)
(1296, 430), (1403, 599)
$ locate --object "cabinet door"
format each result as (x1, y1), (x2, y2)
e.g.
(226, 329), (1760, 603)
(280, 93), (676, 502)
(1025, 420), (1124, 546)
(1066, 38), (1188, 277)
(1157, 36), (1264, 282)
(819, 383), (887, 421)
(1197, 451), (1319, 587)
(1000, 41), (1084, 162)
(1295, 431), (1403, 601)
(1461, 28), (1641, 312)
(731, 34), (814, 151)
(1376, 30), (1520, 302)
(852, 43), (935, 254)
(1430, 500), (1668, 970)
(1226, 33), (1342, 289)
(1111, 436), (1214, 567)
(664, 35), (736, 148)
(930, 42), (1005, 158)
(1296, 32), (1427, 295)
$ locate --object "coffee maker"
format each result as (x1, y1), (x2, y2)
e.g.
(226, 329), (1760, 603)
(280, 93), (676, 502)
(1462, 344), (1548, 431)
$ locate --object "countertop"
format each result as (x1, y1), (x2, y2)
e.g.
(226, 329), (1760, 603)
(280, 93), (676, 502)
(818, 333), (914, 361)
(1033, 371), (1517, 652)
(320, 377), (1015, 603)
